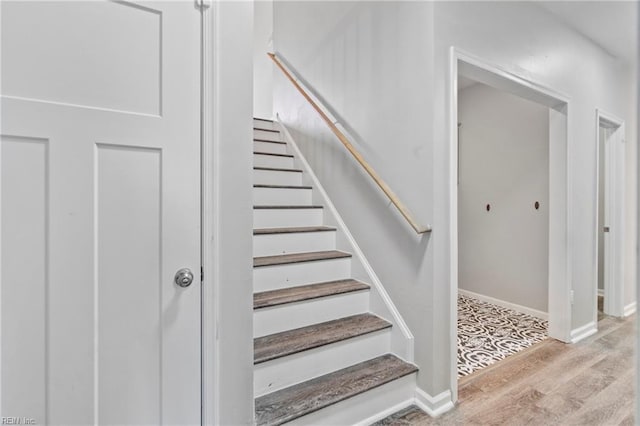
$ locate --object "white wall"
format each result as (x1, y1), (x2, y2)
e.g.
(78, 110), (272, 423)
(273, 0), (637, 402)
(458, 83), (549, 313)
(208, 2), (254, 424)
(274, 0), (437, 396)
(254, 0), (273, 119)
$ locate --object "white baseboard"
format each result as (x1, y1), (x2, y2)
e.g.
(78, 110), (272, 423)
(414, 388), (454, 417)
(357, 387), (455, 424)
(354, 399), (414, 426)
(458, 289), (548, 321)
(570, 321), (597, 343)
(624, 301), (637, 317)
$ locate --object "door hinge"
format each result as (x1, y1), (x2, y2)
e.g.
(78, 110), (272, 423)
(195, 0), (211, 10)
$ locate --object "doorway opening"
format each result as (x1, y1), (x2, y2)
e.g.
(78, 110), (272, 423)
(595, 110), (625, 320)
(448, 48), (572, 400)
(456, 78), (550, 378)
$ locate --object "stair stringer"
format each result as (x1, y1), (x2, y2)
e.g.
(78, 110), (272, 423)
(275, 118), (414, 363)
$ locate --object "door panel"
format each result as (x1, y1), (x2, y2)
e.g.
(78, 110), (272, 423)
(2, 1), (162, 116)
(0, 136), (48, 423)
(96, 145), (163, 425)
(1, 2), (201, 424)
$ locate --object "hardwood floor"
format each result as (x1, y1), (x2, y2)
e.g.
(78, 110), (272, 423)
(375, 313), (635, 425)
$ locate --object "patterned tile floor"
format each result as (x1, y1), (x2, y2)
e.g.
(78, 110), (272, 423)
(457, 294), (548, 377)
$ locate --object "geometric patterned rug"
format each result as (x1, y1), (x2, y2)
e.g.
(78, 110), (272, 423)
(457, 294), (548, 377)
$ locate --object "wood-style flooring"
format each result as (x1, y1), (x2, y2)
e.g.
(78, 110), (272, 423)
(375, 313), (636, 425)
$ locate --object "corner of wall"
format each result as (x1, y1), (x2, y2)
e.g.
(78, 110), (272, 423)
(569, 321), (598, 343)
(208, 2), (255, 425)
(414, 387), (455, 418)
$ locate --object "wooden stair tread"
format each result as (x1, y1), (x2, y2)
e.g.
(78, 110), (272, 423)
(254, 279), (370, 309)
(253, 151), (294, 158)
(253, 205), (322, 210)
(254, 313), (390, 364)
(253, 184), (312, 190)
(254, 117), (274, 122)
(253, 166), (301, 173)
(254, 138), (286, 144)
(253, 226), (335, 235)
(254, 354), (418, 426)
(254, 127), (280, 133)
(254, 250), (350, 267)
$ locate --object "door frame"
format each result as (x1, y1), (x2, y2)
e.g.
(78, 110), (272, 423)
(202, 3), (215, 423)
(594, 109), (625, 319)
(448, 47), (573, 402)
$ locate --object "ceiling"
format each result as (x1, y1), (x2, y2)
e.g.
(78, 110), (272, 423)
(536, 1), (638, 63)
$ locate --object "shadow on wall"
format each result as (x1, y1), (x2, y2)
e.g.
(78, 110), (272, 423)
(276, 53), (368, 158)
(287, 124), (431, 269)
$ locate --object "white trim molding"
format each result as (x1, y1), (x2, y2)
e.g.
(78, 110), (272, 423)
(415, 388), (455, 418)
(458, 289), (548, 321)
(448, 46), (573, 405)
(570, 321), (598, 343)
(624, 301), (637, 317)
(354, 399), (415, 426)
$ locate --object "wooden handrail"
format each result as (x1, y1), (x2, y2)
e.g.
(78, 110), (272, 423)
(268, 52), (431, 234)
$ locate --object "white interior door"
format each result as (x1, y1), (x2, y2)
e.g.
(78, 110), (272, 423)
(603, 127), (614, 312)
(601, 121), (625, 317)
(1, 1), (201, 424)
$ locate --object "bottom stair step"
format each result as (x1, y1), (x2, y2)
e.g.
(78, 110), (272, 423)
(255, 354), (418, 426)
(370, 404), (430, 425)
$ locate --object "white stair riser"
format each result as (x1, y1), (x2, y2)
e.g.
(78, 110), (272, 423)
(254, 129), (283, 141)
(253, 231), (335, 257)
(254, 169), (302, 186)
(253, 208), (323, 229)
(253, 187), (312, 206)
(288, 373), (416, 426)
(254, 330), (391, 397)
(253, 258), (350, 292)
(253, 141), (287, 155)
(254, 290), (369, 337)
(253, 119), (275, 130)
(253, 154), (294, 169)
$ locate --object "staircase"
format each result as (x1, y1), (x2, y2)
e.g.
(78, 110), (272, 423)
(252, 118), (418, 425)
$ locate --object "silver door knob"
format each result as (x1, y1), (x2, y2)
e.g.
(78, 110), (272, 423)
(175, 268), (194, 287)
